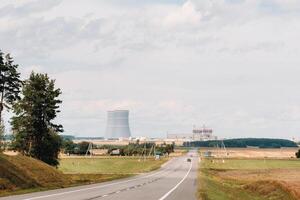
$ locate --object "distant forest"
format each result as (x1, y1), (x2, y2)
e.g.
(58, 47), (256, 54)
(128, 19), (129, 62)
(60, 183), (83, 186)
(183, 138), (298, 148)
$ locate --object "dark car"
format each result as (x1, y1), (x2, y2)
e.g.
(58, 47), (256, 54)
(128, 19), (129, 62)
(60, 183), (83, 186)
(187, 158), (191, 162)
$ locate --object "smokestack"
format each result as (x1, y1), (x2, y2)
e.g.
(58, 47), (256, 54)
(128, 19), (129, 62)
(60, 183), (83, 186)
(105, 110), (131, 139)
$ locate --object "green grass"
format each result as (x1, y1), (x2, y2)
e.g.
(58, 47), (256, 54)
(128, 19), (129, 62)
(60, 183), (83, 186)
(59, 157), (167, 174)
(198, 158), (299, 200)
(67, 174), (132, 185)
(1, 155), (167, 197)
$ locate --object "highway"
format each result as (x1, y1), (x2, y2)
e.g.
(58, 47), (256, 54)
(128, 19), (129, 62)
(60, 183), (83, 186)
(1, 150), (198, 200)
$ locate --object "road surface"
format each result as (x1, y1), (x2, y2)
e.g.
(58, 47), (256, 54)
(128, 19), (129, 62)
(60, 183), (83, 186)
(1, 150), (198, 200)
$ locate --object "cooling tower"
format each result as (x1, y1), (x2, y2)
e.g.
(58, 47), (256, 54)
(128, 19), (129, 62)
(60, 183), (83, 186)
(105, 110), (131, 139)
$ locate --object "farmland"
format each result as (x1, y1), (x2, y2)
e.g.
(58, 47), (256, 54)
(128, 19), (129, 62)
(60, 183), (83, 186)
(199, 147), (298, 158)
(198, 148), (300, 200)
(59, 157), (168, 174)
(0, 153), (168, 197)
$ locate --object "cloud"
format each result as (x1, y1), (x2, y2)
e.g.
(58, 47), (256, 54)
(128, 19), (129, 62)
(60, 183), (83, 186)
(1, 0), (300, 139)
(163, 1), (202, 27)
(260, 0), (300, 13)
(0, 0), (62, 18)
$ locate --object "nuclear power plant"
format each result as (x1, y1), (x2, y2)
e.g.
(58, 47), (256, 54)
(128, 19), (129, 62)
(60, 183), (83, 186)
(167, 125), (217, 141)
(105, 110), (131, 139)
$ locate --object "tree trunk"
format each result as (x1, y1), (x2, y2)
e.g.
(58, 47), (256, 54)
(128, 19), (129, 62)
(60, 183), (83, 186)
(0, 102), (3, 126)
(0, 89), (4, 126)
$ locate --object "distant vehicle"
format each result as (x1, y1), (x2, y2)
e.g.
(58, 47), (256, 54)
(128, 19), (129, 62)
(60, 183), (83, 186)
(190, 155), (193, 157)
(187, 158), (191, 162)
(155, 155), (160, 160)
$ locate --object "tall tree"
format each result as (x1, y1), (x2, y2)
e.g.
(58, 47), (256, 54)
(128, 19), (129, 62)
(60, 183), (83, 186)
(0, 118), (4, 151)
(0, 51), (22, 126)
(11, 72), (63, 166)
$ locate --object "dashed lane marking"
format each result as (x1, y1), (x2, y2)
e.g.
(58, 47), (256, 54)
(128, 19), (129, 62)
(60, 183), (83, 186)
(21, 159), (178, 200)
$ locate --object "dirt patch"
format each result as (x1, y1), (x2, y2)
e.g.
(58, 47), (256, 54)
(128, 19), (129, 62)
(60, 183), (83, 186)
(3, 151), (18, 156)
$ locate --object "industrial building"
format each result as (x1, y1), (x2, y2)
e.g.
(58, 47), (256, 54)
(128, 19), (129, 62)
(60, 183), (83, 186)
(167, 125), (217, 141)
(105, 110), (131, 139)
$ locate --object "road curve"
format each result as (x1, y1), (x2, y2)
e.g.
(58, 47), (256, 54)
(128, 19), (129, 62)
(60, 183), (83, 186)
(1, 150), (198, 200)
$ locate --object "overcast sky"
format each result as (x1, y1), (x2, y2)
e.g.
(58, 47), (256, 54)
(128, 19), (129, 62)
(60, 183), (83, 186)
(1, 0), (300, 140)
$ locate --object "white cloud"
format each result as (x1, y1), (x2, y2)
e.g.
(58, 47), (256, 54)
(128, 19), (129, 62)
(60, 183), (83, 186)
(163, 1), (202, 27)
(0, 0), (62, 18)
(1, 0), (300, 139)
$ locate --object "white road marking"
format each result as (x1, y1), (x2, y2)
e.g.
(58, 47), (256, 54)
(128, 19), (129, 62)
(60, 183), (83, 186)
(21, 159), (176, 200)
(158, 160), (193, 200)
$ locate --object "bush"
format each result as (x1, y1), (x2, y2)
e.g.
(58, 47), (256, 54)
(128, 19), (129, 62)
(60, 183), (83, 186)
(75, 142), (90, 155)
(60, 142), (174, 157)
(62, 139), (77, 154)
(296, 149), (300, 158)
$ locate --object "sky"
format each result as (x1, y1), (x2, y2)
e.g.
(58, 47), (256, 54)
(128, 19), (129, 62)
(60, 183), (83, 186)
(0, 0), (300, 140)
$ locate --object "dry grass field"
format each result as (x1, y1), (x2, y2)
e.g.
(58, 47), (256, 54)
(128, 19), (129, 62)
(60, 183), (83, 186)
(219, 168), (300, 198)
(0, 154), (72, 196)
(200, 147), (298, 158)
(198, 148), (300, 200)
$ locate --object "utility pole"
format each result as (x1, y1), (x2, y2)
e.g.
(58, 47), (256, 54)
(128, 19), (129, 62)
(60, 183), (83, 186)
(85, 142), (93, 157)
(143, 143), (146, 162)
(221, 140), (227, 163)
(127, 143), (130, 156)
(148, 144), (154, 157)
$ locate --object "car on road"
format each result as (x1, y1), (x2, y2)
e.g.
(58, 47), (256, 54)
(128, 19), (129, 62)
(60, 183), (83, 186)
(187, 158), (191, 162)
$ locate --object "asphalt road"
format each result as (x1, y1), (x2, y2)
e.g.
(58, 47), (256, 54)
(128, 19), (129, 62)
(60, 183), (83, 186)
(1, 150), (198, 200)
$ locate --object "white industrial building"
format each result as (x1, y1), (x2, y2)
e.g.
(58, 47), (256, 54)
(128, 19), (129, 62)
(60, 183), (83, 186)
(167, 126), (217, 141)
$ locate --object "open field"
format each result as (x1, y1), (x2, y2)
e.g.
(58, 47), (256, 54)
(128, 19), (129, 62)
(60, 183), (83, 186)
(0, 153), (130, 197)
(198, 158), (300, 200)
(0, 154), (71, 197)
(59, 157), (168, 174)
(0, 154), (168, 197)
(200, 147), (299, 158)
(169, 148), (188, 157)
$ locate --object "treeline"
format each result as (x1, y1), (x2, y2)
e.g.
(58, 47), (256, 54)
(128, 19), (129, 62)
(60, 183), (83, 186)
(184, 138), (298, 148)
(0, 50), (63, 166)
(62, 140), (175, 156)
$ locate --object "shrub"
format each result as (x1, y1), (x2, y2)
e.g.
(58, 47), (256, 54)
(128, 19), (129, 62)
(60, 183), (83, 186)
(296, 149), (300, 158)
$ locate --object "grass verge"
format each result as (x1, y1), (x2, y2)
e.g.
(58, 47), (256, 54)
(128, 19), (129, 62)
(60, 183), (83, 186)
(198, 158), (300, 200)
(0, 154), (167, 197)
